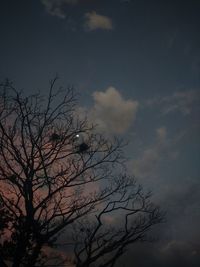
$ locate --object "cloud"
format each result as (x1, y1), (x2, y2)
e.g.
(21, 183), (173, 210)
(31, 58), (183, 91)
(84, 11), (113, 31)
(88, 87), (139, 134)
(41, 2), (114, 32)
(160, 176), (200, 238)
(129, 126), (179, 179)
(116, 239), (200, 267)
(146, 89), (200, 115)
(41, 0), (78, 18)
(159, 240), (200, 266)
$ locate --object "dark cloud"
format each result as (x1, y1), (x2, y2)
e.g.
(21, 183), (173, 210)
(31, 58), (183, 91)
(129, 126), (179, 179)
(116, 240), (200, 267)
(146, 89), (200, 116)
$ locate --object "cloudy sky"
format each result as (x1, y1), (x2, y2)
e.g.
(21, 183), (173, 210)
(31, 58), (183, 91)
(0, 0), (200, 266)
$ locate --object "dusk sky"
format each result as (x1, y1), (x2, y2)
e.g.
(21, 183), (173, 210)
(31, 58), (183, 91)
(0, 0), (200, 266)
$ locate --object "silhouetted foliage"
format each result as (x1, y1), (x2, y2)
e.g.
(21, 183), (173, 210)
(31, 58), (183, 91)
(0, 78), (163, 267)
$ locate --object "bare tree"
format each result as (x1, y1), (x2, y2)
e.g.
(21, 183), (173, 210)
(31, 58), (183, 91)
(0, 78), (163, 267)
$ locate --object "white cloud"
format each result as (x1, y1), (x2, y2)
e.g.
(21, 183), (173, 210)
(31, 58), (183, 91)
(84, 11), (113, 31)
(41, 0), (78, 18)
(79, 87), (139, 135)
(91, 87), (139, 134)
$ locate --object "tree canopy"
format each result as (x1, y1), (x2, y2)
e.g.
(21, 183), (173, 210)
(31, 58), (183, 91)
(0, 78), (163, 267)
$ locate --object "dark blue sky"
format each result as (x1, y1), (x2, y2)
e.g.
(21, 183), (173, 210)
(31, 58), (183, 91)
(0, 0), (200, 266)
(0, 0), (199, 96)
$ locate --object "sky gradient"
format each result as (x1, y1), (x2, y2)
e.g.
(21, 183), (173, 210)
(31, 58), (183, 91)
(0, 0), (200, 266)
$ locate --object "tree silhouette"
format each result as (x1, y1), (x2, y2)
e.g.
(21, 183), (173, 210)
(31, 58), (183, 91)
(0, 78), (163, 267)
